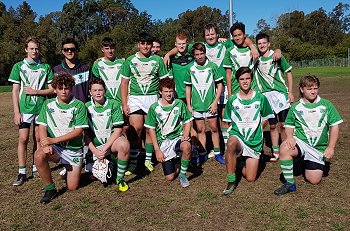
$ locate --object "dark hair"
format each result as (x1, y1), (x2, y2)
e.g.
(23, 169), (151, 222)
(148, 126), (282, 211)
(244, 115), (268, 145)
(191, 42), (206, 56)
(235, 67), (252, 80)
(89, 78), (106, 90)
(299, 75), (320, 97)
(256, 33), (270, 43)
(101, 37), (116, 48)
(153, 38), (161, 46)
(159, 77), (175, 91)
(230, 22), (245, 36)
(62, 38), (79, 50)
(25, 36), (40, 49)
(203, 23), (218, 36)
(51, 72), (75, 89)
(138, 32), (153, 43)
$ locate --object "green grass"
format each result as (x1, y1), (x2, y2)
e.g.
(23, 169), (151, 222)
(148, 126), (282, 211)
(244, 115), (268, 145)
(0, 85), (12, 93)
(293, 66), (350, 78)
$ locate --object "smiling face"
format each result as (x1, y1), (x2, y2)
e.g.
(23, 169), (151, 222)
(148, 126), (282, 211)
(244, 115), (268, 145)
(175, 38), (187, 54)
(25, 41), (40, 62)
(232, 29), (245, 46)
(90, 83), (106, 105)
(257, 38), (270, 56)
(204, 28), (219, 46)
(62, 43), (77, 61)
(151, 41), (161, 55)
(138, 41), (152, 57)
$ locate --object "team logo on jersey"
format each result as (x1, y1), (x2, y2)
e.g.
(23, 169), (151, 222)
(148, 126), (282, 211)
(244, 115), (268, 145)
(255, 104), (259, 109)
(320, 108), (326, 114)
(59, 110), (67, 114)
(131, 63), (138, 67)
(49, 108), (55, 113)
(297, 110), (303, 115)
(234, 106), (240, 110)
(100, 66), (105, 70)
(89, 113), (94, 118)
(244, 105), (251, 109)
(279, 102), (283, 108)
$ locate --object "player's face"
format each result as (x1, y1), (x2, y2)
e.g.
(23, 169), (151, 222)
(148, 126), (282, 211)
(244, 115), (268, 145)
(238, 73), (252, 91)
(138, 41), (152, 57)
(25, 41), (40, 61)
(204, 28), (219, 46)
(301, 84), (319, 103)
(257, 38), (270, 55)
(194, 49), (206, 65)
(62, 43), (77, 61)
(90, 83), (106, 103)
(54, 85), (72, 103)
(151, 42), (161, 55)
(101, 46), (116, 61)
(175, 38), (187, 53)
(232, 29), (245, 46)
(160, 87), (174, 102)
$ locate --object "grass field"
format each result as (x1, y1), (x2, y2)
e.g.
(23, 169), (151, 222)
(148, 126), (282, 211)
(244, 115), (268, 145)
(0, 67), (349, 230)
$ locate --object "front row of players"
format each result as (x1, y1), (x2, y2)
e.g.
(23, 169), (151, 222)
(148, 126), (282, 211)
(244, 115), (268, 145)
(33, 69), (342, 204)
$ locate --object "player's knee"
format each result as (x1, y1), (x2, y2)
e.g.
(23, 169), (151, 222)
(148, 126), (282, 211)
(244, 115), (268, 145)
(34, 149), (46, 165)
(181, 141), (191, 154)
(270, 124), (277, 130)
(18, 135), (29, 145)
(246, 175), (256, 182)
(165, 174), (175, 181)
(307, 176), (322, 185)
(119, 138), (130, 153)
(209, 126), (218, 133)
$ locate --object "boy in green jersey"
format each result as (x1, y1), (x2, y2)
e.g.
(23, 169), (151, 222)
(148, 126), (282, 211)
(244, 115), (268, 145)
(185, 43), (224, 164)
(145, 77), (193, 187)
(84, 78), (129, 192)
(34, 72), (89, 204)
(223, 67), (274, 195)
(255, 33), (295, 162)
(92, 37), (124, 103)
(120, 32), (168, 174)
(274, 75), (342, 195)
(8, 37), (54, 186)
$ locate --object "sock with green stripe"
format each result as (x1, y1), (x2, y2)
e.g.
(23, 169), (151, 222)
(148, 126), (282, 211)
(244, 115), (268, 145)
(116, 159), (128, 182)
(226, 173), (236, 183)
(19, 166), (26, 175)
(213, 147), (221, 156)
(44, 183), (56, 191)
(279, 159), (295, 184)
(272, 145), (280, 155)
(145, 143), (154, 162)
(179, 158), (190, 177)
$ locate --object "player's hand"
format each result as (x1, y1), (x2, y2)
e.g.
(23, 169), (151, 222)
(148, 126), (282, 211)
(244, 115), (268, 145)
(285, 137), (296, 150)
(14, 112), (23, 125)
(273, 49), (282, 61)
(250, 47), (259, 61)
(41, 137), (54, 147)
(323, 147), (335, 161)
(43, 145), (53, 154)
(155, 149), (165, 163)
(208, 102), (218, 115)
(218, 38), (227, 43)
(181, 136), (191, 142)
(288, 92), (295, 103)
(24, 86), (38, 95)
(122, 104), (130, 116)
(187, 105), (193, 115)
(93, 147), (107, 160)
(163, 54), (170, 67)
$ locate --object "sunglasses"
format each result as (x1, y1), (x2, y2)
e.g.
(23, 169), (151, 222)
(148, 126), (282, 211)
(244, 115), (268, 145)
(63, 47), (76, 52)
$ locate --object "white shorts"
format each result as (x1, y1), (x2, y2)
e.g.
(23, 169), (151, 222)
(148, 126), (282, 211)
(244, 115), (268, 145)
(128, 95), (158, 114)
(193, 110), (217, 119)
(234, 135), (261, 159)
(22, 113), (39, 124)
(219, 86), (228, 105)
(160, 138), (181, 162)
(52, 144), (83, 167)
(263, 91), (290, 114)
(294, 136), (325, 165)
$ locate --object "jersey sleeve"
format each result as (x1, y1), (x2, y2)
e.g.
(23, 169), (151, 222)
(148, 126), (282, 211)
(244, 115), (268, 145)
(260, 94), (275, 120)
(37, 100), (48, 126)
(121, 59), (131, 79)
(46, 65), (54, 84)
(112, 101), (124, 127)
(157, 57), (169, 79)
(212, 63), (223, 82)
(326, 101), (343, 126)
(179, 101), (193, 124)
(279, 55), (292, 73)
(223, 98), (232, 122)
(284, 104), (296, 128)
(183, 67), (192, 85)
(144, 104), (157, 129)
(8, 63), (21, 84)
(74, 102), (89, 128)
(91, 61), (100, 78)
(223, 49), (233, 69)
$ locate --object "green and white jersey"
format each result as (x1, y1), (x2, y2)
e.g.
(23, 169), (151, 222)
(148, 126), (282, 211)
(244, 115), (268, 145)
(184, 59), (223, 111)
(8, 59), (53, 114)
(205, 41), (230, 86)
(223, 45), (254, 94)
(121, 53), (168, 96)
(86, 98), (124, 147)
(223, 91), (274, 152)
(285, 96), (343, 153)
(37, 97), (88, 150)
(254, 50), (292, 97)
(144, 99), (193, 146)
(92, 58), (124, 103)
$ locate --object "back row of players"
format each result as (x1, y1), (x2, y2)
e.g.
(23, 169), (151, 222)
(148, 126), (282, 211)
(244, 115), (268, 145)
(9, 22), (342, 204)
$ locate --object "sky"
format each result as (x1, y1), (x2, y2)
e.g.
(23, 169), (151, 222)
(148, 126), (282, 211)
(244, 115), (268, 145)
(1, 0), (344, 34)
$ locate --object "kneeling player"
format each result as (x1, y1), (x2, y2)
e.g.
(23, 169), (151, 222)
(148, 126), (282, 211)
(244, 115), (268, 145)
(34, 73), (89, 204)
(144, 77), (193, 187)
(274, 75), (343, 195)
(84, 78), (129, 192)
(223, 67), (274, 195)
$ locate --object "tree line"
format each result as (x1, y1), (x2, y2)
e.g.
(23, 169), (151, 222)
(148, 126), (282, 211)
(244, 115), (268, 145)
(0, 0), (349, 85)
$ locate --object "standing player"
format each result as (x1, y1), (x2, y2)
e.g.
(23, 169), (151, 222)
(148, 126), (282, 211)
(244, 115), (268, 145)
(255, 33), (295, 161)
(85, 78), (129, 191)
(274, 75), (342, 195)
(223, 67), (274, 195)
(151, 38), (162, 56)
(185, 43), (224, 164)
(53, 38), (91, 103)
(120, 32), (168, 174)
(34, 72), (88, 204)
(145, 78), (193, 187)
(9, 36), (54, 186)
(92, 37), (124, 103)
